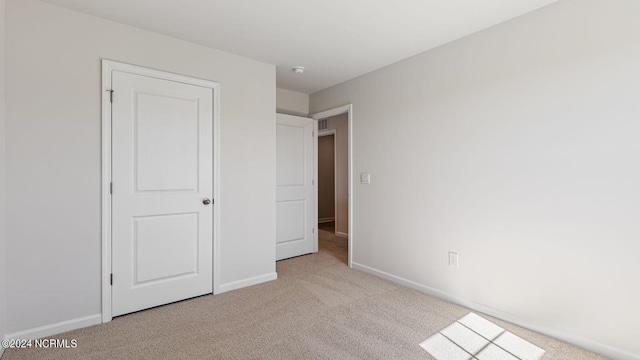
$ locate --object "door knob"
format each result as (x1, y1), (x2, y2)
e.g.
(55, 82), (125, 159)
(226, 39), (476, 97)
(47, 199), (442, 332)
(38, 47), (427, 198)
(202, 198), (211, 205)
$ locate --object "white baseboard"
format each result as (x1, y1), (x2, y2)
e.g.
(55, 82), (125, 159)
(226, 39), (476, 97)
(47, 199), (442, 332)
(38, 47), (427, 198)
(318, 217), (335, 224)
(218, 272), (278, 294)
(5, 314), (102, 341)
(336, 231), (349, 238)
(351, 262), (639, 360)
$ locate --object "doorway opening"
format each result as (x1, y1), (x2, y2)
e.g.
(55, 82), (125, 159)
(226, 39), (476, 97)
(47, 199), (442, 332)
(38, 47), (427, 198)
(311, 105), (352, 267)
(318, 131), (336, 228)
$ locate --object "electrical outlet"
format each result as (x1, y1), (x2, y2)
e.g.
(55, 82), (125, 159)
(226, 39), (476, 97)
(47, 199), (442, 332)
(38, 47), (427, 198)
(449, 252), (459, 268)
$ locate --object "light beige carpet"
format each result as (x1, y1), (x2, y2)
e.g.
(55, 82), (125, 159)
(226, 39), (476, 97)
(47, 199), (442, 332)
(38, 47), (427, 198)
(3, 232), (607, 360)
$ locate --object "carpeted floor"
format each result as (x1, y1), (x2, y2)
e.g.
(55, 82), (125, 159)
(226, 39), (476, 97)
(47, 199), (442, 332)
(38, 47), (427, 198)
(3, 230), (608, 360)
(318, 221), (336, 232)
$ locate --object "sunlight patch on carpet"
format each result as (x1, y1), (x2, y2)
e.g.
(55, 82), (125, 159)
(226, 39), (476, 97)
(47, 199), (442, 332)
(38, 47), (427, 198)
(420, 313), (545, 360)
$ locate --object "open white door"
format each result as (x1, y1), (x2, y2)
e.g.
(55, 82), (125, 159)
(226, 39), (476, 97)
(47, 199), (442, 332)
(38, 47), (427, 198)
(276, 114), (317, 260)
(111, 70), (213, 317)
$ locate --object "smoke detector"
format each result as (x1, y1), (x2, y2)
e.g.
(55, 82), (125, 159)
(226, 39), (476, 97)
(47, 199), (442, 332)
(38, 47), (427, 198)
(292, 66), (305, 74)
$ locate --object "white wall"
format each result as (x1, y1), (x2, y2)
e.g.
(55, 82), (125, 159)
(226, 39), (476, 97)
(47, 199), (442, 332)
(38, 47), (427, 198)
(5, 0), (275, 335)
(0, 0), (7, 352)
(326, 114), (348, 236)
(310, 0), (640, 358)
(276, 88), (309, 117)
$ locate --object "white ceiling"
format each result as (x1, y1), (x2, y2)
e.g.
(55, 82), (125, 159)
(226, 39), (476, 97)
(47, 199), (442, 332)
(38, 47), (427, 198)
(40, 0), (558, 94)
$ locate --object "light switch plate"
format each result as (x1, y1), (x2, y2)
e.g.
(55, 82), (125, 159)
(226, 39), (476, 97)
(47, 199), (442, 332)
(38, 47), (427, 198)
(360, 173), (371, 184)
(449, 252), (459, 268)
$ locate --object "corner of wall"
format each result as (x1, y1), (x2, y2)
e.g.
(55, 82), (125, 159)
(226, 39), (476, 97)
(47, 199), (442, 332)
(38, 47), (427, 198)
(308, 1), (640, 357)
(276, 88), (309, 117)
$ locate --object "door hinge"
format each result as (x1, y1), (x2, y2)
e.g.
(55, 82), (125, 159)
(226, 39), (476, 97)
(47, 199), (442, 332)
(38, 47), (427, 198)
(110, 273), (113, 285)
(110, 182), (113, 194)
(312, 180), (314, 186)
(312, 227), (315, 234)
(108, 89), (114, 103)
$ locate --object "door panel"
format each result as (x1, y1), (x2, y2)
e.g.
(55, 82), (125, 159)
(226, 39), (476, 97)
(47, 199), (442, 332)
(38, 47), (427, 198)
(276, 200), (306, 242)
(276, 125), (306, 186)
(112, 71), (213, 317)
(276, 114), (316, 261)
(133, 213), (199, 284)
(135, 92), (199, 192)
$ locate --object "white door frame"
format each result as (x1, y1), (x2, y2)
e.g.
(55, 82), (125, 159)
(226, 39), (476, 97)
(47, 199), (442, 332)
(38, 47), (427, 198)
(101, 60), (221, 322)
(317, 130), (337, 225)
(310, 105), (353, 267)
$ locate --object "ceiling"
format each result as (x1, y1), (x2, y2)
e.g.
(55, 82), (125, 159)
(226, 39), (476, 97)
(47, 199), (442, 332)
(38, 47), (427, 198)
(40, 0), (558, 94)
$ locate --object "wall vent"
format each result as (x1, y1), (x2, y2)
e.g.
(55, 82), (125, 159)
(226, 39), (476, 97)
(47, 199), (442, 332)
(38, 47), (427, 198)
(318, 119), (328, 131)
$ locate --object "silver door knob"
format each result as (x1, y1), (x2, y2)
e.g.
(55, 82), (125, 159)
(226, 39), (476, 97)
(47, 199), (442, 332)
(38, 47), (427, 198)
(202, 198), (211, 205)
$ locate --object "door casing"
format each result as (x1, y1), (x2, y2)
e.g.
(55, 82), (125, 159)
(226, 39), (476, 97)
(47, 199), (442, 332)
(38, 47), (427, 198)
(310, 105), (353, 267)
(101, 60), (221, 322)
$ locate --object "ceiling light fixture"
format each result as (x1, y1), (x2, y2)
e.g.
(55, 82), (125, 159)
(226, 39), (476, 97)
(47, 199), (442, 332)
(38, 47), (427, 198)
(292, 66), (305, 74)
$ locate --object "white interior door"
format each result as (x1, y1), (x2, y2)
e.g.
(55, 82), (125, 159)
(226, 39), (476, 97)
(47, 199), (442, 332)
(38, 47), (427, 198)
(276, 114), (317, 260)
(111, 70), (213, 317)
